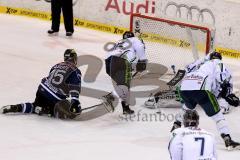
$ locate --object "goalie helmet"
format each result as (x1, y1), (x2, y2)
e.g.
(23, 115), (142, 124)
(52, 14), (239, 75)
(183, 110), (199, 127)
(123, 31), (135, 39)
(64, 49), (77, 65)
(209, 51), (222, 60)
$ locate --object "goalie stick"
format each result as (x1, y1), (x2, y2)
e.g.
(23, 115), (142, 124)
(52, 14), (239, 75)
(167, 69), (186, 86)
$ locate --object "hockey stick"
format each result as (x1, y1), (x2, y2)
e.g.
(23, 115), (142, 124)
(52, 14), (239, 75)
(132, 70), (149, 79)
(166, 69), (186, 86)
(80, 103), (104, 112)
(80, 102), (114, 113)
(132, 71), (139, 78)
(101, 71), (141, 101)
(80, 98), (114, 113)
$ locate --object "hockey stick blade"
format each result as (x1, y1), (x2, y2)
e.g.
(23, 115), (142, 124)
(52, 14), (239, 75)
(101, 94), (115, 112)
(167, 69), (186, 86)
(102, 101), (114, 113)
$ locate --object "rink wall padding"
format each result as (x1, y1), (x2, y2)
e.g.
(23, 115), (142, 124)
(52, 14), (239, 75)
(0, 4), (240, 60)
(0, 6), (127, 35)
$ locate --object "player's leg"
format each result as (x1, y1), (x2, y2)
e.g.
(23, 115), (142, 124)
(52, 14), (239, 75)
(170, 90), (197, 131)
(109, 56), (134, 114)
(48, 0), (61, 34)
(112, 83), (133, 114)
(0, 88), (45, 114)
(218, 97), (230, 114)
(198, 90), (240, 150)
(62, 0), (74, 35)
(1, 103), (33, 114)
(32, 85), (62, 116)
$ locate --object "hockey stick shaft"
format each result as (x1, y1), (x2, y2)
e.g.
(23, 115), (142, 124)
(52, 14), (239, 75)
(80, 103), (104, 111)
(132, 71), (139, 78)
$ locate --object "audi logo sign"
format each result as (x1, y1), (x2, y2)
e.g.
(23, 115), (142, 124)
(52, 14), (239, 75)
(164, 2), (215, 25)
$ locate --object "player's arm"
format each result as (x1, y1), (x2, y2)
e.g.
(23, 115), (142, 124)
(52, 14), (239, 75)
(185, 54), (209, 73)
(135, 38), (147, 72)
(168, 131), (183, 160)
(66, 69), (82, 113)
(216, 63), (239, 106)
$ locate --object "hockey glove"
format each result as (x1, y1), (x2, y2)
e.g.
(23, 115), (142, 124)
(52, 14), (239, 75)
(219, 81), (232, 98)
(225, 94), (240, 107)
(69, 99), (81, 113)
(136, 60), (147, 72)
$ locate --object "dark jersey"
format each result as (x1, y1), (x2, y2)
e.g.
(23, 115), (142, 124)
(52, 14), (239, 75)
(40, 61), (81, 100)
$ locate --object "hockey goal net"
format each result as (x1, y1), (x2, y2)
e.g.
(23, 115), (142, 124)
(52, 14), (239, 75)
(130, 14), (216, 77)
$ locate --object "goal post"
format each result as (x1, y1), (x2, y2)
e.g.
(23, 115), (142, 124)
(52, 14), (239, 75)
(130, 14), (216, 76)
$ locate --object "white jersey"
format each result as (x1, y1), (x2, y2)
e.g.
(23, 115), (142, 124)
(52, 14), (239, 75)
(185, 55), (210, 73)
(181, 59), (232, 96)
(105, 37), (146, 65)
(169, 127), (217, 160)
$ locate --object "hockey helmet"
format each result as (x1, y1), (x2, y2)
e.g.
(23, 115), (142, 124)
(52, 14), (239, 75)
(123, 31), (135, 39)
(64, 49), (77, 65)
(209, 51), (222, 60)
(183, 110), (199, 127)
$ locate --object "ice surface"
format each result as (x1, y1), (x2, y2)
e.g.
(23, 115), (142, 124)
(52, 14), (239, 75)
(0, 14), (239, 160)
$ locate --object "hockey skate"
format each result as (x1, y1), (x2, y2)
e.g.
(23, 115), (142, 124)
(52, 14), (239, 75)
(144, 97), (158, 109)
(1, 104), (22, 114)
(122, 101), (134, 115)
(221, 134), (240, 150)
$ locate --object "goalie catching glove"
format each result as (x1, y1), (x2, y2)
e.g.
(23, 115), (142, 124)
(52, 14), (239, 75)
(136, 59), (147, 72)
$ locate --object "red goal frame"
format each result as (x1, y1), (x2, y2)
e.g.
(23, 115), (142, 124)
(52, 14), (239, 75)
(130, 14), (212, 54)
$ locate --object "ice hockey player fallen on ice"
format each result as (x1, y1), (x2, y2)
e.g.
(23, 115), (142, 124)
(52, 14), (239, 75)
(171, 51), (240, 150)
(105, 31), (147, 114)
(1, 49), (82, 120)
(169, 110), (217, 160)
